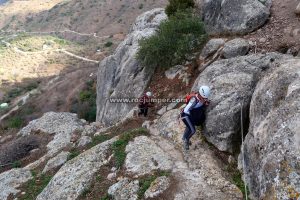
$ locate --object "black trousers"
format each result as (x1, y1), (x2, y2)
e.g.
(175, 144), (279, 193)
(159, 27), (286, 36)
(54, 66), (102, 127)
(181, 113), (196, 141)
(138, 105), (148, 117)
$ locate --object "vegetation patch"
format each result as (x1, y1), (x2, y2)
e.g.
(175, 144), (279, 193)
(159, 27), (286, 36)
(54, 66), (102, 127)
(137, 10), (207, 70)
(6, 116), (23, 128)
(225, 163), (250, 199)
(67, 148), (81, 161)
(137, 170), (171, 199)
(2, 80), (40, 104)
(12, 160), (22, 168)
(19, 171), (53, 200)
(104, 41), (113, 47)
(88, 134), (113, 148)
(112, 128), (149, 169)
(71, 79), (97, 122)
(165, 0), (195, 17)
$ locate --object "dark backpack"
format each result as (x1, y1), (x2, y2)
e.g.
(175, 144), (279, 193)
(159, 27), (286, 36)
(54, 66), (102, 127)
(184, 92), (208, 126)
(190, 106), (206, 126)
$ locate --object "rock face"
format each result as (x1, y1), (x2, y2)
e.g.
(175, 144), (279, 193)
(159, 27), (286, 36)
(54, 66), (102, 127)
(18, 112), (85, 154)
(36, 137), (117, 200)
(192, 53), (290, 152)
(42, 151), (70, 173)
(241, 59), (300, 199)
(125, 136), (173, 176)
(0, 168), (32, 200)
(202, 0), (270, 35)
(222, 38), (250, 59)
(200, 38), (225, 59)
(149, 109), (243, 199)
(108, 178), (139, 200)
(150, 109), (185, 144)
(96, 8), (167, 126)
(144, 176), (170, 199)
(295, 2), (300, 15)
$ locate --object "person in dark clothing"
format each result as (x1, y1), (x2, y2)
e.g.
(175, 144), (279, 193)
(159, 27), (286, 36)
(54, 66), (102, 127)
(181, 86), (211, 150)
(138, 91), (154, 117)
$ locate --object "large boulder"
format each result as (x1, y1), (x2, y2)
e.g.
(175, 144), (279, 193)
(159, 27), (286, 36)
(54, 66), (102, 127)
(125, 136), (173, 176)
(96, 8), (167, 126)
(222, 38), (250, 59)
(36, 137), (117, 200)
(202, 0), (271, 35)
(241, 59), (300, 199)
(0, 168), (32, 200)
(18, 112), (85, 154)
(108, 178), (139, 200)
(144, 176), (170, 199)
(42, 151), (70, 173)
(200, 38), (225, 59)
(192, 53), (291, 152)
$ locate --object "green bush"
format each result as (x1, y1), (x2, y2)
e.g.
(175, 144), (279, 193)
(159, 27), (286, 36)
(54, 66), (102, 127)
(137, 11), (207, 70)
(165, 0), (195, 17)
(104, 41), (113, 47)
(7, 116), (23, 128)
(73, 79), (97, 122)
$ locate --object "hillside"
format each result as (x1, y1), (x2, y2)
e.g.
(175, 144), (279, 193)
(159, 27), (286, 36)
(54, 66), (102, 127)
(0, 0), (300, 200)
(0, 0), (168, 36)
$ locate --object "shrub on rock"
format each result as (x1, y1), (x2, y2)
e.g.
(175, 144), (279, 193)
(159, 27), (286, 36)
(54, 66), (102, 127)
(137, 11), (207, 70)
(165, 0), (195, 17)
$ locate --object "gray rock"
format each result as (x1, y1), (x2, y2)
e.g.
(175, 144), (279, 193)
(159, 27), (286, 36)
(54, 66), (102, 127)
(36, 137), (118, 200)
(200, 38), (225, 59)
(125, 136), (173, 176)
(157, 106), (167, 116)
(82, 124), (97, 136)
(222, 38), (250, 59)
(108, 178), (139, 200)
(142, 120), (151, 129)
(202, 0), (270, 35)
(107, 172), (117, 181)
(42, 151), (70, 173)
(241, 58), (300, 199)
(77, 136), (92, 147)
(18, 112), (84, 154)
(0, 168), (32, 200)
(96, 8), (167, 126)
(144, 176), (170, 198)
(165, 65), (188, 79)
(150, 109), (185, 144)
(192, 53), (291, 152)
(167, 102), (179, 111)
(295, 2), (300, 14)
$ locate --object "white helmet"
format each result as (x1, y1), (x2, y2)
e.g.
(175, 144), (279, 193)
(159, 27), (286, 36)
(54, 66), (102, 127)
(146, 91), (152, 97)
(199, 86), (210, 99)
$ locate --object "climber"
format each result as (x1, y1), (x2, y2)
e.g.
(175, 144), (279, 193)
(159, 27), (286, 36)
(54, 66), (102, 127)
(138, 91), (154, 117)
(180, 86), (211, 150)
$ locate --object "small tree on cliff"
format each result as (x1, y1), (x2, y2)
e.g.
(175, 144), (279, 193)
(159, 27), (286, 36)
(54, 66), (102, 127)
(165, 0), (195, 16)
(137, 11), (207, 70)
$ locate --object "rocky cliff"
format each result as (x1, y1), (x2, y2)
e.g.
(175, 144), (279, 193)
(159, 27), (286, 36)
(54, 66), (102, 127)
(241, 59), (300, 200)
(96, 8), (167, 126)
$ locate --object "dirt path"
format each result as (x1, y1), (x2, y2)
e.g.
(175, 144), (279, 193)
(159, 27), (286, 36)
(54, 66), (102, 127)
(1, 29), (111, 39)
(244, 0), (300, 54)
(1, 39), (100, 63)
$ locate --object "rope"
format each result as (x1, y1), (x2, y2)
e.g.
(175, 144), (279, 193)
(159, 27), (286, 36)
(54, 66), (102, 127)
(241, 101), (249, 200)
